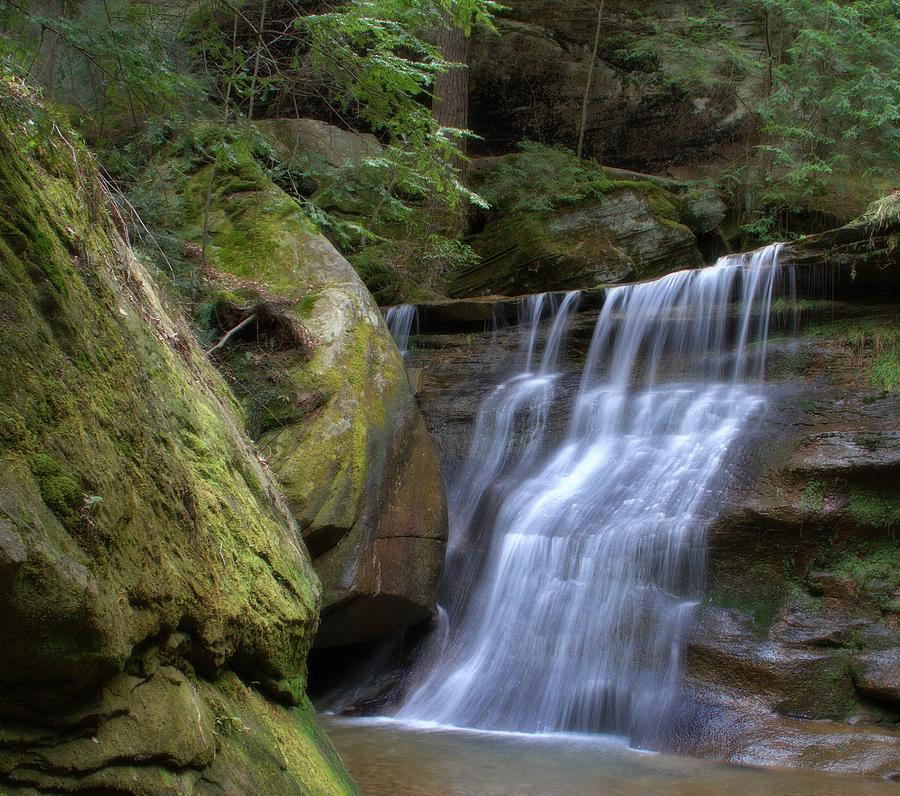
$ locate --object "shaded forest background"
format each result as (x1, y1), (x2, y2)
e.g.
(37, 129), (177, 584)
(1, 0), (897, 307)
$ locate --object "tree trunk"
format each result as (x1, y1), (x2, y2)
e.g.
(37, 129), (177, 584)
(576, 0), (604, 161)
(428, 15), (471, 242)
(432, 21), (470, 156)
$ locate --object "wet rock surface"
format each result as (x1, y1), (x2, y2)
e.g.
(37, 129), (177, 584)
(852, 650), (900, 708)
(794, 431), (900, 473)
(782, 206), (900, 296)
(682, 305), (900, 775)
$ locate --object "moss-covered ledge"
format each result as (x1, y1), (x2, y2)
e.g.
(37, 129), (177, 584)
(449, 143), (722, 297)
(781, 192), (900, 296)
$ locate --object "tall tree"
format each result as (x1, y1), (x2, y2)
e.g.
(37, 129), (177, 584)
(758, 0), (900, 212)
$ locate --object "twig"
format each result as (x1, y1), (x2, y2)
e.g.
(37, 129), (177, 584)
(207, 313), (257, 356)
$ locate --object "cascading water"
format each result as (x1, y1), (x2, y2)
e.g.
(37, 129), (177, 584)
(397, 245), (794, 745)
(385, 304), (418, 357)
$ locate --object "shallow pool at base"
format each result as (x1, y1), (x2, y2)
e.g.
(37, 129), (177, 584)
(322, 716), (898, 796)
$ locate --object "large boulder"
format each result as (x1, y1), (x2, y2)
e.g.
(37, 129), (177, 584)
(253, 117), (384, 227)
(452, 149), (709, 296)
(456, 188), (703, 296)
(0, 108), (355, 793)
(255, 117), (381, 169)
(148, 125), (448, 648)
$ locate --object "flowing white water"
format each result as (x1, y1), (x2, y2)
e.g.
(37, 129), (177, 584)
(397, 245), (794, 745)
(385, 304), (418, 357)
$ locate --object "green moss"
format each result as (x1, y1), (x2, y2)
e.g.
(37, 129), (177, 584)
(0, 152), (71, 292)
(799, 478), (825, 512)
(0, 407), (31, 450)
(774, 647), (861, 721)
(476, 143), (690, 227)
(705, 590), (782, 635)
(845, 488), (900, 528)
(143, 119), (429, 629)
(784, 580), (822, 615)
(0, 106), (354, 792)
(871, 349), (900, 391)
(828, 542), (900, 612)
(176, 158), (318, 294)
(225, 349), (320, 438)
(606, 178), (681, 223)
(201, 675), (359, 796)
(296, 292), (319, 319)
(29, 453), (82, 526)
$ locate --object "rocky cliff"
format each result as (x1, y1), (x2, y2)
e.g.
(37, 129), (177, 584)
(366, 208), (899, 774)
(450, 144), (725, 297)
(467, 0), (765, 171)
(676, 277), (899, 774)
(0, 102), (356, 794)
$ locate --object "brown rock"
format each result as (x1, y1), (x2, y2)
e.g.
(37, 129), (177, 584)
(853, 649), (900, 706)
(467, 1), (766, 170)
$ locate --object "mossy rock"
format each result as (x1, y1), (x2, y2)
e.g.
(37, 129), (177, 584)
(455, 152), (705, 296)
(0, 107), (356, 793)
(254, 117), (381, 171)
(150, 122), (448, 648)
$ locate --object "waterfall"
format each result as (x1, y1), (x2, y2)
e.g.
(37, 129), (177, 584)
(385, 304), (418, 357)
(397, 245), (795, 744)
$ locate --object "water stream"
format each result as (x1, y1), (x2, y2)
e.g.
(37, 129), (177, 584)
(385, 303), (418, 357)
(323, 717), (898, 796)
(396, 245), (795, 745)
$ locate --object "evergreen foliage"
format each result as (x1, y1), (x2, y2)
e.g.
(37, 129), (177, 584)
(759, 0), (899, 210)
(622, 1), (900, 238)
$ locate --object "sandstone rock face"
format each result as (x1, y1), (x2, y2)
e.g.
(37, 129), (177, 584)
(254, 117), (384, 224)
(158, 128), (448, 648)
(467, 1), (766, 170)
(453, 150), (710, 297)
(681, 308), (900, 776)
(852, 650), (900, 707)
(782, 196), (900, 296)
(0, 114), (355, 793)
